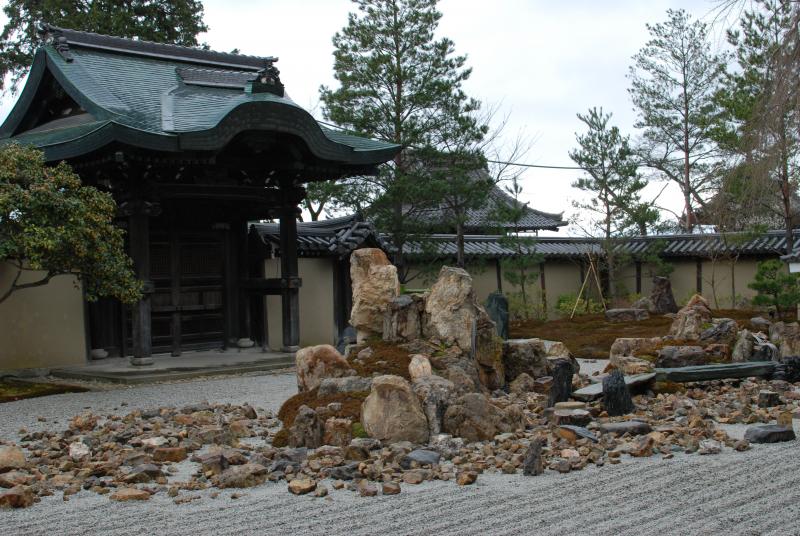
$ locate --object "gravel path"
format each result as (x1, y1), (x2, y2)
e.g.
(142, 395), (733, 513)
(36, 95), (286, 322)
(2, 371), (800, 535)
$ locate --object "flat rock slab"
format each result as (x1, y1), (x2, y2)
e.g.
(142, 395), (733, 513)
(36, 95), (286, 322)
(573, 373), (656, 402)
(654, 362), (775, 383)
(599, 420), (653, 436)
(744, 424), (796, 444)
(399, 449), (441, 469)
(605, 308), (649, 323)
(556, 425), (598, 443)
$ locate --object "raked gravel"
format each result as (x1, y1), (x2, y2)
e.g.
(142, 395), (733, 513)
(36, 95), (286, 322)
(2, 368), (800, 535)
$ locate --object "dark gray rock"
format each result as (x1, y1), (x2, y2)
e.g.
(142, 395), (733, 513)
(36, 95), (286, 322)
(602, 369), (634, 417)
(605, 308), (649, 323)
(399, 449), (441, 469)
(485, 291), (509, 340)
(599, 420), (652, 436)
(275, 447), (308, 463)
(757, 390), (781, 408)
(572, 373), (656, 402)
(744, 424), (796, 444)
(547, 358), (573, 407)
(522, 439), (544, 476)
(287, 405), (323, 449)
(650, 276), (678, 314)
(656, 346), (707, 368)
(774, 356), (800, 381)
(335, 326), (357, 356)
(317, 376), (373, 396)
(325, 462), (361, 480)
(700, 318), (739, 344)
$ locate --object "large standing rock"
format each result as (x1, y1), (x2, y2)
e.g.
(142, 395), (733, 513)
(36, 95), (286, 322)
(412, 375), (455, 437)
(443, 393), (526, 442)
(287, 405), (324, 449)
(425, 266), (504, 390)
(522, 439), (544, 476)
(669, 294), (712, 340)
(602, 369), (634, 417)
(650, 276), (678, 314)
(361, 375), (429, 444)
(485, 291), (509, 340)
(502, 339), (552, 382)
(408, 354), (432, 382)
(295, 345), (354, 392)
(383, 294), (424, 342)
(547, 358), (573, 407)
(700, 318), (739, 345)
(655, 346), (707, 368)
(350, 248), (400, 341)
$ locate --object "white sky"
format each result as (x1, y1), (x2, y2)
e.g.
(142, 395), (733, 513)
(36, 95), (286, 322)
(0, 0), (737, 235)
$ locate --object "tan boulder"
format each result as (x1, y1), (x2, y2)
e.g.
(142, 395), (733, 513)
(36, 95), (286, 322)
(0, 486), (35, 508)
(502, 339), (551, 381)
(350, 248), (400, 341)
(770, 322), (800, 358)
(288, 478), (317, 495)
(0, 446), (27, 472)
(295, 344), (354, 392)
(383, 294), (425, 342)
(361, 375), (429, 444)
(424, 266), (482, 351)
(408, 354), (432, 382)
(669, 294), (712, 340)
(609, 337), (660, 374)
(287, 405), (324, 449)
(323, 417), (353, 448)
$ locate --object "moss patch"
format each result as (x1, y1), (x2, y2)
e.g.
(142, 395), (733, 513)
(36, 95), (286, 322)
(350, 339), (413, 380)
(274, 388), (370, 444)
(0, 380), (88, 403)
(510, 309), (763, 360)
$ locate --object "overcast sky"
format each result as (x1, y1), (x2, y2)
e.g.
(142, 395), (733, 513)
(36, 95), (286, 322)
(0, 0), (738, 235)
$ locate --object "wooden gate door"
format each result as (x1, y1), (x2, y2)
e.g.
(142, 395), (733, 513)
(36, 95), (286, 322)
(149, 227), (225, 355)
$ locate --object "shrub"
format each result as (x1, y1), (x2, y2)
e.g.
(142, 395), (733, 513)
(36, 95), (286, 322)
(748, 259), (800, 317)
(555, 293), (604, 317)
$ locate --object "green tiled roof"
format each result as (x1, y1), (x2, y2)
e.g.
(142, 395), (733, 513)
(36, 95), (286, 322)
(0, 26), (399, 166)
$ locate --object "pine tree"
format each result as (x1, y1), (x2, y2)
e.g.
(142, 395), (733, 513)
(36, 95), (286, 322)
(569, 107), (653, 299)
(0, 0), (208, 92)
(319, 0), (482, 281)
(629, 9), (726, 232)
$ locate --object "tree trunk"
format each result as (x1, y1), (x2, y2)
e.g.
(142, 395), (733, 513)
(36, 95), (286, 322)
(456, 220), (465, 269)
(780, 116), (794, 253)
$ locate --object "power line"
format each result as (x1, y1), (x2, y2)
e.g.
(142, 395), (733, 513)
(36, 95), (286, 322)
(486, 159), (588, 170)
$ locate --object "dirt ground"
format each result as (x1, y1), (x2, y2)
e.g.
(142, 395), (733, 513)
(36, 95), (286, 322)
(510, 309), (765, 359)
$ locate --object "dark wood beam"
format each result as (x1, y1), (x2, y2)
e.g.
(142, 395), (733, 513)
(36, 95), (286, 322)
(279, 197), (301, 352)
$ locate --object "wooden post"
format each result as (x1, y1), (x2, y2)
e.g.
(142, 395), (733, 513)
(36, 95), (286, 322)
(495, 258), (503, 292)
(128, 205), (154, 366)
(169, 221), (181, 357)
(237, 219), (252, 345)
(279, 202), (300, 352)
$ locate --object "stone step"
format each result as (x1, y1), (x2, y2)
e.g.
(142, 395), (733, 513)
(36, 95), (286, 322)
(572, 373), (656, 401)
(653, 361), (776, 383)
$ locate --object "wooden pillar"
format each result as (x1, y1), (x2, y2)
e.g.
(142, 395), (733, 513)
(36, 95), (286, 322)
(220, 222), (237, 349)
(279, 203), (300, 352)
(169, 222), (181, 357)
(495, 258), (503, 292)
(237, 220), (252, 345)
(635, 261), (642, 295)
(128, 205), (154, 366)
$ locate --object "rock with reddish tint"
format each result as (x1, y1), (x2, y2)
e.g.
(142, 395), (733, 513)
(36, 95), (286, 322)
(153, 447), (187, 463)
(522, 439), (544, 476)
(0, 446), (27, 472)
(323, 417), (353, 448)
(110, 488), (151, 502)
(361, 375), (429, 444)
(456, 471), (477, 486)
(0, 486), (35, 508)
(509, 373), (537, 394)
(295, 345), (354, 393)
(69, 412), (98, 431)
(556, 425), (598, 443)
(757, 390), (781, 408)
(288, 478), (317, 495)
(382, 482), (401, 495)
